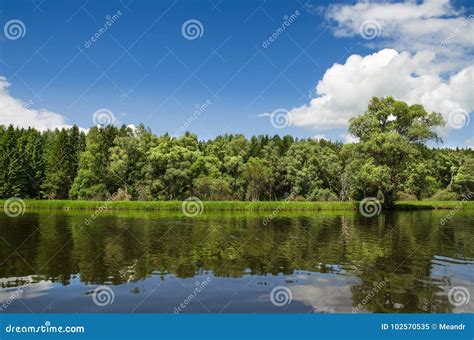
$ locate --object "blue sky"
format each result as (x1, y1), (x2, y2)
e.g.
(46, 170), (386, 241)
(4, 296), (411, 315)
(0, 0), (472, 147)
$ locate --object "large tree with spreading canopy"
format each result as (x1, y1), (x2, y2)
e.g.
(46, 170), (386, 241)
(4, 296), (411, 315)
(345, 96), (445, 208)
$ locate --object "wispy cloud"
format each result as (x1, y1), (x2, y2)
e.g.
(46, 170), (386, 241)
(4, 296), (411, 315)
(0, 75), (72, 131)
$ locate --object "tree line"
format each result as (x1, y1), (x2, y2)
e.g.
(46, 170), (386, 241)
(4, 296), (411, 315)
(0, 97), (472, 206)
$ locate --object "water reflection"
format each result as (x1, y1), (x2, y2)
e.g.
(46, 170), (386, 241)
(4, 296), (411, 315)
(0, 210), (472, 313)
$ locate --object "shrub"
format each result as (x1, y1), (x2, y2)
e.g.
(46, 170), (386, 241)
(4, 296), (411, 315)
(193, 176), (232, 200)
(308, 188), (338, 201)
(452, 157), (474, 199)
(429, 189), (459, 201)
(289, 195), (306, 202)
(111, 188), (131, 201)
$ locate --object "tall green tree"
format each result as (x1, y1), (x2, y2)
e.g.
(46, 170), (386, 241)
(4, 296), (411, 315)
(452, 157), (474, 198)
(345, 97), (444, 208)
(69, 126), (118, 200)
(23, 128), (46, 198)
(0, 126), (24, 197)
(41, 127), (83, 199)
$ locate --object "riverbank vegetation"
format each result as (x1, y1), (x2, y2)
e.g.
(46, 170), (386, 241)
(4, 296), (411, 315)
(3, 199), (473, 211)
(1, 97), (473, 208)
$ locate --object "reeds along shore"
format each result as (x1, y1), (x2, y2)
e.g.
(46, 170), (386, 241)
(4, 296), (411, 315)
(2, 200), (473, 211)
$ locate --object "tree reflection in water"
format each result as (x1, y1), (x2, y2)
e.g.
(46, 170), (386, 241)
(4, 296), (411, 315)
(0, 210), (472, 313)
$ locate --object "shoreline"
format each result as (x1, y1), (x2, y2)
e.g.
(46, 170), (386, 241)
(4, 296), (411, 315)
(1, 199), (473, 211)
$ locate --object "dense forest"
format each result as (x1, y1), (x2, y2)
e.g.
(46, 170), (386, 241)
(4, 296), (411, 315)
(0, 97), (473, 205)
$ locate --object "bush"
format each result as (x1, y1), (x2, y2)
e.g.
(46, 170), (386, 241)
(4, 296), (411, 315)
(429, 189), (459, 201)
(452, 157), (474, 198)
(193, 176), (232, 201)
(289, 195), (306, 202)
(111, 188), (131, 201)
(307, 188), (338, 201)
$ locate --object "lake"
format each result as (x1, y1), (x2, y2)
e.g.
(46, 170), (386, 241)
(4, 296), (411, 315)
(0, 209), (473, 313)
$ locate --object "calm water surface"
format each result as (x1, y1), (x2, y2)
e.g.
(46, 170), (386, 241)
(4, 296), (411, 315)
(1, 210), (473, 313)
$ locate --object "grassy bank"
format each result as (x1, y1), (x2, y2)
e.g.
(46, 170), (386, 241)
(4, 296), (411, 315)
(2, 199), (473, 211)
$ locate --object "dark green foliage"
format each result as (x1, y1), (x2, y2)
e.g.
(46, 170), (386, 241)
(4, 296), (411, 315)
(0, 98), (472, 202)
(346, 96), (452, 208)
(453, 156), (474, 198)
(41, 127), (83, 199)
(0, 125), (85, 199)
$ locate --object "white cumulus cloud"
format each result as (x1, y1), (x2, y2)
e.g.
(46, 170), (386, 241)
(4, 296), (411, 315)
(0, 76), (71, 131)
(284, 0), (474, 133)
(289, 49), (474, 130)
(326, 0), (473, 72)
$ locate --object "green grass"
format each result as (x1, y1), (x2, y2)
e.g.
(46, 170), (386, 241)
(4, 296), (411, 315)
(2, 199), (473, 211)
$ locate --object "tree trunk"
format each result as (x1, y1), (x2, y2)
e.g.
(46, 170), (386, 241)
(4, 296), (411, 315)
(383, 190), (395, 209)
